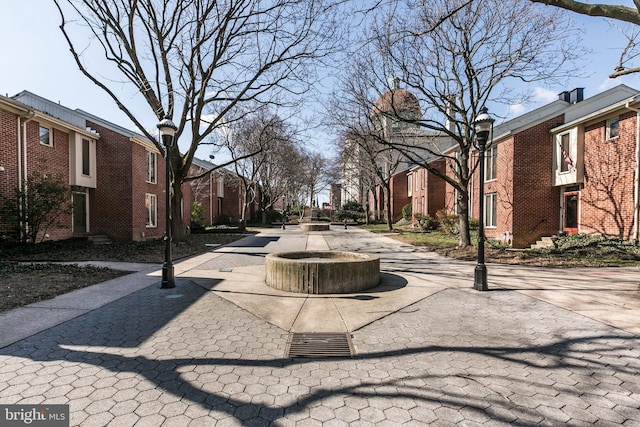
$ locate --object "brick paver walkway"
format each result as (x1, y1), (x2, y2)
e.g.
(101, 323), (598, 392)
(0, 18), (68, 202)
(1, 227), (639, 426)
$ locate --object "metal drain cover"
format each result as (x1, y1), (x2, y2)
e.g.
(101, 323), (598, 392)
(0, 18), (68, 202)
(286, 333), (354, 358)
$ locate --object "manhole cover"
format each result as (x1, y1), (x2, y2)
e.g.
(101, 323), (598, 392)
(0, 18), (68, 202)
(286, 333), (354, 358)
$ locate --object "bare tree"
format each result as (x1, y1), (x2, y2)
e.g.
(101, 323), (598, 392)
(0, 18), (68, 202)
(53, 0), (343, 238)
(335, 0), (583, 247)
(219, 110), (303, 225)
(300, 151), (334, 214)
(529, 0), (640, 77)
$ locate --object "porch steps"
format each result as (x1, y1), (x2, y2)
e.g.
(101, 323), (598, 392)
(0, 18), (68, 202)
(87, 235), (113, 245)
(530, 236), (555, 250)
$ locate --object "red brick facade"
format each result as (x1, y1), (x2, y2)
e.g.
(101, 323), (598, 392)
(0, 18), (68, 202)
(581, 112), (637, 239)
(408, 158), (446, 219)
(469, 115), (564, 248)
(189, 162), (248, 226)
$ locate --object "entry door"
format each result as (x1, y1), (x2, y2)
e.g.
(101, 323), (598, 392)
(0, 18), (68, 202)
(563, 192), (579, 234)
(73, 192), (87, 234)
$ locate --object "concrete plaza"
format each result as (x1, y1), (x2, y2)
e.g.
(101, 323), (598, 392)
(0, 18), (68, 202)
(1, 226), (639, 425)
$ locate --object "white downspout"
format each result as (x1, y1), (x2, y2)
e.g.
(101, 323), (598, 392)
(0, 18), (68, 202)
(625, 100), (640, 242)
(17, 112), (36, 239)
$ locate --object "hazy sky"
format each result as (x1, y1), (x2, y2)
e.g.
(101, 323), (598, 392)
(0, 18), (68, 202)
(3, 1), (640, 143)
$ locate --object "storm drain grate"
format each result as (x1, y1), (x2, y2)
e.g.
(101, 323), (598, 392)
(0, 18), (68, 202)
(286, 333), (355, 358)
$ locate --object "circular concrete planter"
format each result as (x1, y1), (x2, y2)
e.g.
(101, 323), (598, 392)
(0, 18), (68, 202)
(265, 251), (380, 294)
(299, 223), (330, 231)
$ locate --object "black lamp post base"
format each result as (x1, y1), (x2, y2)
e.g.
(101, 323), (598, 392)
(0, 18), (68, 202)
(161, 263), (175, 289)
(474, 264), (488, 291)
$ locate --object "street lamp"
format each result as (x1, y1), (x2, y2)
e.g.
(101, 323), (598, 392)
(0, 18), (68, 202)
(473, 107), (494, 291)
(158, 116), (178, 289)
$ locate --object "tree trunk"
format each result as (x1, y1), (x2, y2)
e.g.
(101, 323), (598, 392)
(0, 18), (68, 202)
(458, 187), (472, 248)
(384, 183), (393, 231)
(171, 179), (186, 240)
(371, 188), (378, 223)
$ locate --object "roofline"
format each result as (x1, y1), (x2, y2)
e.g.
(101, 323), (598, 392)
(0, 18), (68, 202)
(2, 94), (100, 139)
(551, 94), (640, 133)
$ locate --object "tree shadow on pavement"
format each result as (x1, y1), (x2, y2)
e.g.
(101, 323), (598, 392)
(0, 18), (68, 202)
(1, 283), (639, 425)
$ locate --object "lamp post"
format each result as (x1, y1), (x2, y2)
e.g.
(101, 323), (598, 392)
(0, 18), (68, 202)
(473, 107), (494, 291)
(158, 116), (177, 289)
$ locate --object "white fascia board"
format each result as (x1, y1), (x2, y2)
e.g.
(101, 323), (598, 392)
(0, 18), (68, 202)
(551, 95), (640, 133)
(131, 135), (161, 153)
(33, 111), (100, 139)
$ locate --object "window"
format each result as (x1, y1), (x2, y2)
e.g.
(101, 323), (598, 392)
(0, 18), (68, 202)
(82, 139), (90, 176)
(606, 117), (619, 139)
(484, 193), (497, 228)
(407, 174), (413, 197)
(146, 151), (157, 184)
(39, 126), (52, 146)
(217, 177), (224, 197)
(145, 194), (157, 227)
(484, 146), (497, 181)
(560, 133), (573, 172)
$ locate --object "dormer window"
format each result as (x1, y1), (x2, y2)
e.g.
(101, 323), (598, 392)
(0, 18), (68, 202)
(606, 117), (619, 140)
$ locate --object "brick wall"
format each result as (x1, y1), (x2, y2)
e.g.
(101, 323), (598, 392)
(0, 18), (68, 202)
(28, 121), (72, 241)
(510, 116), (563, 247)
(581, 112), (637, 239)
(390, 171), (409, 222)
(0, 109), (20, 235)
(409, 158), (446, 220)
(87, 121), (136, 241)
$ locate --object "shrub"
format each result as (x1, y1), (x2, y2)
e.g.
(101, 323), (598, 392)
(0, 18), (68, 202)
(191, 201), (204, 227)
(1, 171), (71, 244)
(414, 213), (438, 231)
(402, 204), (412, 221)
(436, 210), (459, 235)
(341, 201), (364, 213)
(265, 209), (283, 223)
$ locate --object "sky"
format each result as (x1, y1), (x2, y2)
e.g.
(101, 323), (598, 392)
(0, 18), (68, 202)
(3, 0), (640, 202)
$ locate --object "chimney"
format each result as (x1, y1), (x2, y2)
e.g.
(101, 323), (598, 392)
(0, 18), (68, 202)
(558, 91), (570, 102)
(569, 88), (584, 104)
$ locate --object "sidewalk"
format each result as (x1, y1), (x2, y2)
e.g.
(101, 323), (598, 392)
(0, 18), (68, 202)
(1, 226), (639, 426)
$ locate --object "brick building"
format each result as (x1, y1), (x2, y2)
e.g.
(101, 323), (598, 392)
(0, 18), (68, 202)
(407, 158), (446, 219)
(448, 84), (640, 248)
(1, 91), (242, 243)
(189, 158), (255, 226)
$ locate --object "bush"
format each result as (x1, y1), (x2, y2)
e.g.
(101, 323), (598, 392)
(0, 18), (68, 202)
(214, 213), (232, 225)
(436, 210), (459, 235)
(414, 213), (438, 231)
(402, 204), (412, 221)
(341, 201), (364, 213)
(265, 209), (283, 223)
(191, 201), (204, 227)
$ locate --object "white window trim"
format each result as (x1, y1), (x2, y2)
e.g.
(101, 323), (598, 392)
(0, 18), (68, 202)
(146, 193), (157, 228)
(407, 173), (413, 197)
(484, 146), (497, 182)
(39, 126), (52, 147)
(146, 151), (157, 184)
(484, 193), (497, 228)
(606, 117), (619, 140)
